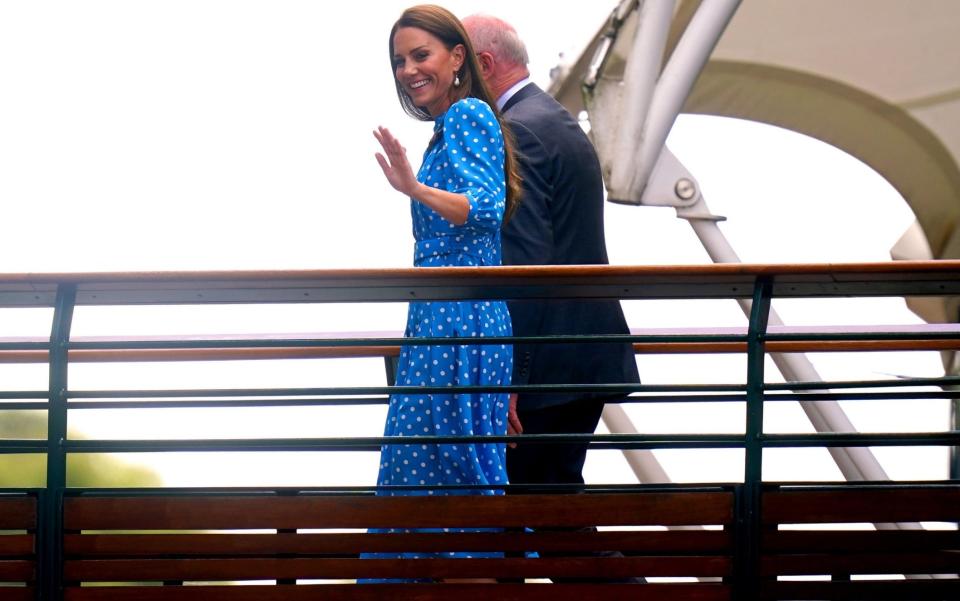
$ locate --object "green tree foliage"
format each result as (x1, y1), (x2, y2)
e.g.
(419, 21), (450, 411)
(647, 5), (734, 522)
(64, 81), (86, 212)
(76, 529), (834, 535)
(0, 411), (162, 488)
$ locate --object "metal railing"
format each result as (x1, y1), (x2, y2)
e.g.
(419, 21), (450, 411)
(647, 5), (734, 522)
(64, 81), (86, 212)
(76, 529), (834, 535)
(2, 261), (960, 599)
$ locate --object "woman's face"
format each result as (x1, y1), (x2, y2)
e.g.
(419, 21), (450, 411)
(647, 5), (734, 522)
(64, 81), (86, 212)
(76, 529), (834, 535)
(392, 26), (464, 118)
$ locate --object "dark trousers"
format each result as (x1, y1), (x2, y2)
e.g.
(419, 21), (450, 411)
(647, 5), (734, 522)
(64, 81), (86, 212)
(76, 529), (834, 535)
(506, 397), (643, 583)
(506, 397), (604, 488)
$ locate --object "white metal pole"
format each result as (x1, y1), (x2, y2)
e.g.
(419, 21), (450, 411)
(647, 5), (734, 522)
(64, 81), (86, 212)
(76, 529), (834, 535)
(612, 0), (741, 201)
(601, 404), (672, 483)
(607, 0), (676, 197)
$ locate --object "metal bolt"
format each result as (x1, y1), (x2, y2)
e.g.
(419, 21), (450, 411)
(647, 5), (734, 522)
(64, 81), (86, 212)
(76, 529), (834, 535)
(675, 178), (696, 200)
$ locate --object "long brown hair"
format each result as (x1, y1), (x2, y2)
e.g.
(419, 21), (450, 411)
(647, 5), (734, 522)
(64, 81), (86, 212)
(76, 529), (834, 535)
(389, 4), (521, 224)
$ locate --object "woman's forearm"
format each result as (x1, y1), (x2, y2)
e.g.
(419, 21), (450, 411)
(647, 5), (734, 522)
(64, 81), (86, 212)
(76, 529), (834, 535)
(411, 182), (470, 226)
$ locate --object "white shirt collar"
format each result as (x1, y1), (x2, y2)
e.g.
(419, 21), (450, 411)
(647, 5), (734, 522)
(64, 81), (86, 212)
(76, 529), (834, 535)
(496, 76), (534, 111)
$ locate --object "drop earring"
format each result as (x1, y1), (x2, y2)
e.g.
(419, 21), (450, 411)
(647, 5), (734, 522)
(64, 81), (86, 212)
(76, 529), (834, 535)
(454, 73), (461, 87)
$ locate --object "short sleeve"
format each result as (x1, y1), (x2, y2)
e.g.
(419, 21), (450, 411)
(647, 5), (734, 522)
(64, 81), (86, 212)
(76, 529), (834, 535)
(442, 99), (506, 232)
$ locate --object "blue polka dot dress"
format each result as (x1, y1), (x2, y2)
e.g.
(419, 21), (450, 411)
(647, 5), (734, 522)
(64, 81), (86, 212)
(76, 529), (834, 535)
(363, 98), (513, 574)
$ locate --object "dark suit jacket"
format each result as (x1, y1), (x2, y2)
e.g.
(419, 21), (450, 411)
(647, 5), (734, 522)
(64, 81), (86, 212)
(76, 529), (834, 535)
(501, 83), (640, 410)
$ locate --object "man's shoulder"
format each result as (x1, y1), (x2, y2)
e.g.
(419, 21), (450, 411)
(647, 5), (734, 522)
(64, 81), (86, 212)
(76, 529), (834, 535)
(505, 85), (570, 122)
(507, 98), (583, 154)
(506, 87), (597, 162)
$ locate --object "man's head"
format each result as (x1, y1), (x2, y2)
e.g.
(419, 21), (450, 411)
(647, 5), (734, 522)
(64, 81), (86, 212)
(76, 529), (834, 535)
(462, 14), (531, 100)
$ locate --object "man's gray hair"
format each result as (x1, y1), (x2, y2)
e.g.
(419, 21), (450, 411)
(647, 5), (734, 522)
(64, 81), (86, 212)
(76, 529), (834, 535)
(467, 14), (529, 67)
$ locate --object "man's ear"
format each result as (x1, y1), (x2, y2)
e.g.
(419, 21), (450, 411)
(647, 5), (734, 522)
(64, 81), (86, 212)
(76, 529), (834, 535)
(476, 51), (494, 76)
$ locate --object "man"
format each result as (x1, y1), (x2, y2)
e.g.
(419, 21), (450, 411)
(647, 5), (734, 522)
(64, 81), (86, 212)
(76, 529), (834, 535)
(463, 15), (641, 492)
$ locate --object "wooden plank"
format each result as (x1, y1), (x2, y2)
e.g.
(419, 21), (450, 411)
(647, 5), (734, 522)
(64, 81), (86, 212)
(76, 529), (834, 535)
(0, 535), (35, 556)
(0, 345), (402, 364)
(0, 560), (35, 580)
(66, 530), (731, 557)
(64, 556), (731, 581)
(64, 582), (731, 601)
(0, 588), (35, 601)
(762, 487), (960, 524)
(0, 498), (36, 529)
(634, 339), (960, 354)
(65, 492), (734, 530)
(763, 529), (960, 552)
(6, 338), (960, 364)
(761, 578), (960, 601)
(761, 551), (960, 576)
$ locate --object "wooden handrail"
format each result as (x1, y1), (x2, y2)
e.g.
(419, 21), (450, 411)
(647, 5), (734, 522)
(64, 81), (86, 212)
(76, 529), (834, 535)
(3, 323), (960, 363)
(3, 262), (958, 361)
(0, 324), (960, 364)
(2, 338), (960, 364)
(2, 261), (960, 306)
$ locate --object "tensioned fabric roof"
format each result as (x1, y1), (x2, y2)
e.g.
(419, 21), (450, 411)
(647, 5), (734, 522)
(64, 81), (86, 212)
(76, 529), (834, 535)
(554, 0), (960, 287)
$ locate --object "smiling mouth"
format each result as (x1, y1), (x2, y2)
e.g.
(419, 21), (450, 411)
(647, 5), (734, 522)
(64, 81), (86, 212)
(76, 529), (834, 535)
(410, 79), (430, 90)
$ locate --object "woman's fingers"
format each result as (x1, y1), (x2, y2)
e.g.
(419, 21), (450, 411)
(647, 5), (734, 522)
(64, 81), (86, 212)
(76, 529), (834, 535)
(373, 126), (415, 195)
(373, 128), (390, 155)
(376, 126), (399, 153)
(374, 152), (390, 173)
(374, 126), (408, 165)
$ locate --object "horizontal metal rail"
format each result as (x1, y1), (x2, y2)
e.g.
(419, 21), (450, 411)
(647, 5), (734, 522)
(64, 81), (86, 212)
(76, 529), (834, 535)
(58, 433), (749, 453)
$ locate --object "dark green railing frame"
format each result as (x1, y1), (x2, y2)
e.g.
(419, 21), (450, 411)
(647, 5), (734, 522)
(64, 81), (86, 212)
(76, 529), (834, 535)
(2, 263), (960, 599)
(40, 285), (74, 599)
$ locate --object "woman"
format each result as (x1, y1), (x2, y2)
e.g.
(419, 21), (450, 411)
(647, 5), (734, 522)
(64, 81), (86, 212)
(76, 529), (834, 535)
(364, 3), (521, 572)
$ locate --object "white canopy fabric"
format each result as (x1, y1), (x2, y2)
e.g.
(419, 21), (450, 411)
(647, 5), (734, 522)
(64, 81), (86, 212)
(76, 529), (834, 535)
(552, 0), (960, 326)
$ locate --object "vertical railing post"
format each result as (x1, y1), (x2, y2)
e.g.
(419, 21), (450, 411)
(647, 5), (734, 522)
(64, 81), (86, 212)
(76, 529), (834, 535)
(40, 283), (76, 601)
(383, 355), (398, 386)
(735, 276), (772, 600)
(950, 391), (959, 480)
